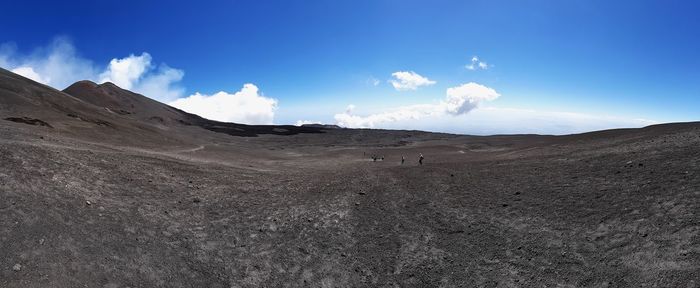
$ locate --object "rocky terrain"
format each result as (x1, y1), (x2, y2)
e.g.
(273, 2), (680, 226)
(0, 67), (698, 287)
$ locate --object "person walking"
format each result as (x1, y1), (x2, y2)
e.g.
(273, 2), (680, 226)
(401, 155), (405, 165)
(419, 153), (424, 165)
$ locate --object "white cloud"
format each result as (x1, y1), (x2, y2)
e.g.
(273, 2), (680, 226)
(0, 38), (184, 102)
(466, 55), (489, 70)
(99, 53), (152, 90)
(335, 103), (440, 128)
(11, 66), (49, 84)
(335, 82), (499, 128)
(169, 84), (278, 125)
(295, 120), (321, 126)
(444, 83), (500, 115)
(0, 38), (98, 88)
(134, 64), (185, 102)
(97, 53), (185, 102)
(389, 71), (436, 91)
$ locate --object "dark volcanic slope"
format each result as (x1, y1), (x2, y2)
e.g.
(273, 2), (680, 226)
(1, 68), (699, 287)
(63, 78), (324, 137)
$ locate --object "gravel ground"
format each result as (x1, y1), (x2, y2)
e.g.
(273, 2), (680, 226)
(1, 67), (698, 287)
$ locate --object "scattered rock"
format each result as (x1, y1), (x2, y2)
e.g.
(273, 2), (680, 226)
(39, 238), (45, 245)
(193, 198), (201, 203)
(4, 117), (53, 128)
(12, 264), (22, 271)
(514, 192), (521, 195)
(358, 191), (366, 195)
(502, 204), (509, 207)
(354, 202), (360, 206)
(85, 200), (92, 206)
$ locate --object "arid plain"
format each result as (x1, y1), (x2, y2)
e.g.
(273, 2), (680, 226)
(1, 68), (698, 287)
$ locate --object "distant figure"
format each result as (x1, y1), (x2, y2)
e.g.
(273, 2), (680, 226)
(372, 155), (377, 162)
(401, 155), (405, 165)
(419, 153), (424, 165)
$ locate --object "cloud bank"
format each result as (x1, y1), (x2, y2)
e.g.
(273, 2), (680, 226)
(373, 107), (658, 136)
(335, 82), (499, 128)
(389, 71), (436, 91)
(169, 84), (277, 125)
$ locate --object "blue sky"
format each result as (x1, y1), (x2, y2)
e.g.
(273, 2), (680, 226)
(1, 0), (698, 134)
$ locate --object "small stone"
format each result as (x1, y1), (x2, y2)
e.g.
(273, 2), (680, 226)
(85, 200), (92, 206)
(354, 202), (360, 206)
(12, 264), (21, 271)
(39, 238), (45, 245)
(358, 191), (366, 195)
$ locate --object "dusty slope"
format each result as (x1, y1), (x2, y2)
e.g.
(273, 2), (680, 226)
(0, 69), (699, 287)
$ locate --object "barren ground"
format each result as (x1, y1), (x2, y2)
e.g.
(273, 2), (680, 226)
(1, 68), (699, 287)
(1, 121), (699, 287)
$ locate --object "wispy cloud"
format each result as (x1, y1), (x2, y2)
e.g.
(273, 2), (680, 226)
(388, 71), (436, 91)
(367, 77), (380, 86)
(466, 56), (490, 70)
